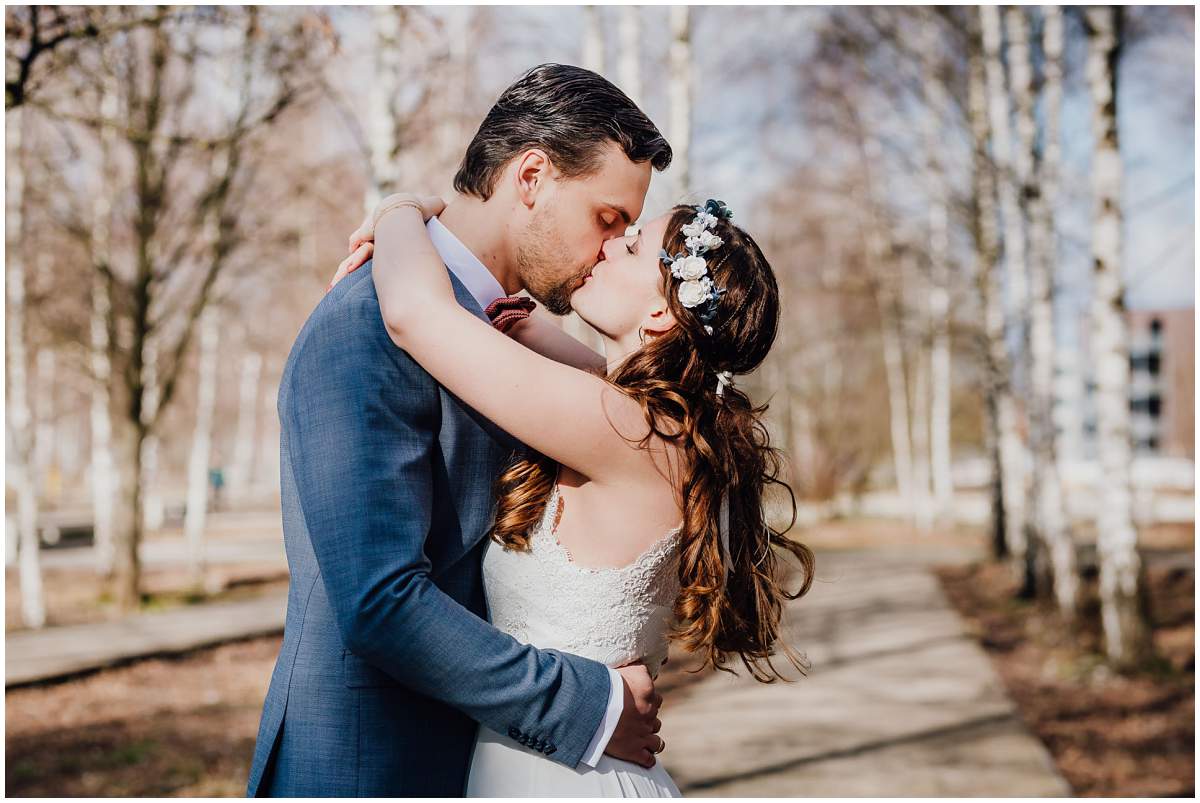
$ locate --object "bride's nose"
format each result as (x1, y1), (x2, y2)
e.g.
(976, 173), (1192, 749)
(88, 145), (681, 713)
(599, 236), (621, 261)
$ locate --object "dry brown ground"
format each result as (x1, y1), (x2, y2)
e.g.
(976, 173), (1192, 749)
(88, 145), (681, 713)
(936, 555), (1195, 797)
(6, 635), (282, 797)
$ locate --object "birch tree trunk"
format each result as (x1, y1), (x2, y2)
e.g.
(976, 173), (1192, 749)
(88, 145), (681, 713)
(1028, 5), (1078, 618)
(140, 335), (163, 533)
(184, 307), (220, 590)
(856, 121), (917, 521)
(110, 410), (145, 611)
(1085, 5), (1149, 667)
(618, 6), (642, 105)
(228, 350), (262, 500)
(35, 349), (57, 505)
(256, 381), (282, 492)
(980, 4), (1030, 567)
(877, 284), (916, 515)
(582, 6), (605, 76)
(1006, 5), (1049, 596)
(90, 79), (118, 576)
(921, 13), (955, 521)
(366, 5), (403, 211)
(6, 110), (46, 629)
(438, 7), (473, 172)
(910, 328), (935, 532)
(969, 28), (1009, 561)
(668, 5), (692, 201)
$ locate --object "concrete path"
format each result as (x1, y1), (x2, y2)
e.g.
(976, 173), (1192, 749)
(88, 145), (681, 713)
(658, 547), (1073, 796)
(5, 591), (287, 688)
(37, 512), (285, 571)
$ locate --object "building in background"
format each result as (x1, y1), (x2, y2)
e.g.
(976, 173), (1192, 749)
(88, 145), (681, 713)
(1056, 308), (1194, 461)
(1126, 308), (1194, 458)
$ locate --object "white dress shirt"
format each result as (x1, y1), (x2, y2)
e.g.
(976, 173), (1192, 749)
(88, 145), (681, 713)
(426, 216), (625, 768)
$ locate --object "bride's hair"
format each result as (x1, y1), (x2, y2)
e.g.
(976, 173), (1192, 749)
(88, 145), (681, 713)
(489, 205), (815, 683)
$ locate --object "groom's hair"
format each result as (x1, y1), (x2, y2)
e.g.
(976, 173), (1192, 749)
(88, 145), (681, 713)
(454, 63), (672, 200)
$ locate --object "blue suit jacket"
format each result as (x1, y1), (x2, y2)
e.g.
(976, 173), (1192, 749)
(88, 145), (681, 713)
(247, 262), (611, 797)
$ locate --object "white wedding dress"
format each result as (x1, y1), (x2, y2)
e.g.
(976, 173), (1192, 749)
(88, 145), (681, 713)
(466, 484), (683, 797)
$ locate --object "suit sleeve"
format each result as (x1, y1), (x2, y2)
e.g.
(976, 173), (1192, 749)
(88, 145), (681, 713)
(283, 289), (612, 768)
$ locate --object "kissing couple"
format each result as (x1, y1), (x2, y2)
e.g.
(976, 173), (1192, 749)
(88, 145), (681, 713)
(247, 63), (814, 798)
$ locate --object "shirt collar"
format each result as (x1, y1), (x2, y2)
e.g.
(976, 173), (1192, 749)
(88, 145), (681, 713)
(426, 216), (505, 311)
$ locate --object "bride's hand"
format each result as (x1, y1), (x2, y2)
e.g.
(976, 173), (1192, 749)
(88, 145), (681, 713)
(327, 193), (446, 292)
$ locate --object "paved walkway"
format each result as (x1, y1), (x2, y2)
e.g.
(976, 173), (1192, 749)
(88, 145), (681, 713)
(658, 546), (1072, 796)
(5, 591), (287, 688)
(37, 512), (285, 571)
(7, 538), (1072, 795)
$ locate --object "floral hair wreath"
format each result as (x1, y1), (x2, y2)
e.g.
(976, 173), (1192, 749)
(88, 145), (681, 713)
(660, 199), (735, 337)
(660, 199), (737, 399)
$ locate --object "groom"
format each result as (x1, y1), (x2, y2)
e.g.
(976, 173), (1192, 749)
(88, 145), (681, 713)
(247, 64), (673, 796)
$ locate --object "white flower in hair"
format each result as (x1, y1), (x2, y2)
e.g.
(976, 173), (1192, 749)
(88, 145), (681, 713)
(661, 199), (733, 327)
(673, 254), (708, 280)
(677, 278), (712, 308)
(685, 231), (723, 253)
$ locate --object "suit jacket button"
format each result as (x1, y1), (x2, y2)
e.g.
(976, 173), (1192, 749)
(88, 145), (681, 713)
(508, 726), (520, 739)
(545, 746), (557, 755)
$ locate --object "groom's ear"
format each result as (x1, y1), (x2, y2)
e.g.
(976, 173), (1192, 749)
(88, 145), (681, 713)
(513, 148), (556, 209)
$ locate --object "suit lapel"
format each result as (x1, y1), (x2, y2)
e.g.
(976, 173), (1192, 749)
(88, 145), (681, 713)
(434, 272), (521, 573)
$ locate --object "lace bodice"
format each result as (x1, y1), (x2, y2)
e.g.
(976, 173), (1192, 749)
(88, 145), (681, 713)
(481, 485), (681, 677)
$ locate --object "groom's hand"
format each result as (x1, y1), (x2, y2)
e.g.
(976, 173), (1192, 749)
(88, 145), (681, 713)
(605, 663), (664, 769)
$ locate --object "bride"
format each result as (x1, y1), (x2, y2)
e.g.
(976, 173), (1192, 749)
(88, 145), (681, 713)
(330, 193), (815, 796)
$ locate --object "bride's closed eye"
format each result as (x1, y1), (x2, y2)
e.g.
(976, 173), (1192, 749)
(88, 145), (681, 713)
(625, 225), (641, 255)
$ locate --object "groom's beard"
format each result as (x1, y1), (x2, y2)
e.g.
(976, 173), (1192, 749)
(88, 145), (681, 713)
(515, 211), (591, 316)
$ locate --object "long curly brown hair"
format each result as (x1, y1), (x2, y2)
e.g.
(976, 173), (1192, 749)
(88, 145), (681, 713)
(489, 205), (815, 682)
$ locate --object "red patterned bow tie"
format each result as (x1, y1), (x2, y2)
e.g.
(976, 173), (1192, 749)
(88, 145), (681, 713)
(484, 296), (537, 334)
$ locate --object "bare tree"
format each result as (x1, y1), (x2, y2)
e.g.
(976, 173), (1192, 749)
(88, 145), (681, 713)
(920, 11), (956, 522)
(21, 7), (334, 610)
(582, 6), (605, 76)
(34, 349), (57, 504)
(968, 22), (1011, 561)
(1006, 5), (1057, 597)
(668, 6), (692, 200)
(618, 6), (642, 105)
(6, 109), (46, 628)
(1084, 5), (1150, 668)
(89, 73), (118, 576)
(366, 5), (404, 210)
(228, 349), (263, 499)
(5, 5), (171, 109)
(905, 252), (936, 531)
(184, 306), (220, 590)
(980, 5), (1031, 569)
(1027, 5), (1078, 618)
(140, 336), (164, 533)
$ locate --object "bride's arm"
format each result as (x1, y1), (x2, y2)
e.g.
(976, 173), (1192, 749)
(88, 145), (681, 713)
(508, 310), (607, 377)
(372, 205), (649, 482)
(330, 209), (606, 376)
